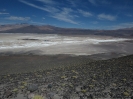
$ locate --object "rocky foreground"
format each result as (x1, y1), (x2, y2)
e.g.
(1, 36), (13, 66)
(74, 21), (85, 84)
(0, 55), (133, 99)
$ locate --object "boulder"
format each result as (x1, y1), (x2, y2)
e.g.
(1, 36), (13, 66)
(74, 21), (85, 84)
(27, 84), (38, 92)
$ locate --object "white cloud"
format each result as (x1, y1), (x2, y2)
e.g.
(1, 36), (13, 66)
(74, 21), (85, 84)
(67, 0), (77, 7)
(100, 0), (111, 5)
(2, 9), (6, 11)
(44, 5), (59, 13)
(98, 13), (116, 21)
(30, 21), (45, 25)
(88, 0), (111, 6)
(42, 17), (45, 19)
(32, 15), (36, 17)
(92, 21), (98, 24)
(37, 0), (57, 5)
(111, 22), (133, 29)
(78, 9), (93, 17)
(19, 0), (59, 13)
(67, 0), (80, 7)
(0, 12), (9, 15)
(6, 16), (30, 21)
(88, 0), (97, 5)
(19, 0), (78, 24)
(126, 14), (132, 17)
(51, 8), (79, 24)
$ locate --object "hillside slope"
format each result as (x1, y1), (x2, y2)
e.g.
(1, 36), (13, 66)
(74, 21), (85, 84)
(0, 54), (133, 98)
(0, 24), (133, 37)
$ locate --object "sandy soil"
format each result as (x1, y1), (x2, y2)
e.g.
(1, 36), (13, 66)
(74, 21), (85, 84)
(0, 33), (133, 57)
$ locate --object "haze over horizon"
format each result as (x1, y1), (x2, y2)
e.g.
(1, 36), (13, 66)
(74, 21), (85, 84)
(0, 0), (133, 30)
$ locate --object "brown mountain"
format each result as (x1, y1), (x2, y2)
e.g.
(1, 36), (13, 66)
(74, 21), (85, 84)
(0, 24), (133, 37)
(0, 24), (29, 31)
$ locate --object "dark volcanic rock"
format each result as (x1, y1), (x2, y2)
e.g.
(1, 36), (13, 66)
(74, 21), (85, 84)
(27, 84), (38, 92)
(5, 91), (12, 98)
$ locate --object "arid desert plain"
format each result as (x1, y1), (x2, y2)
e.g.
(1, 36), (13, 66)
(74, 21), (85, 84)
(1, 33), (133, 99)
(0, 33), (133, 58)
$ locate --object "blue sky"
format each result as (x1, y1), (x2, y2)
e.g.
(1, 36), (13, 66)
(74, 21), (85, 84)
(0, 0), (133, 30)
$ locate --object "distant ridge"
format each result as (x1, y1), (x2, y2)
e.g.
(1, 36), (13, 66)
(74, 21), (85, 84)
(0, 24), (133, 37)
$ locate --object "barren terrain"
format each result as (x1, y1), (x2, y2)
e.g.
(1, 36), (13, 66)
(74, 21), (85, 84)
(0, 54), (133, 99)
(0, 33), (133, 99)
(0, 33), (133, 59)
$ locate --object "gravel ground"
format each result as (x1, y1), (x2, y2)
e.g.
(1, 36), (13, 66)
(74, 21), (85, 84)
(0, 55), (133, 99)
(0, 33), (133, 99)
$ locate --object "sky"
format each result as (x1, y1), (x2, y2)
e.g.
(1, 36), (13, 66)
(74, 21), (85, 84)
(0, 0), (133, 30)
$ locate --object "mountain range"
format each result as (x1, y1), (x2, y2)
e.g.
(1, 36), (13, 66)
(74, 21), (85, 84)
(0, 24), (133, 37)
